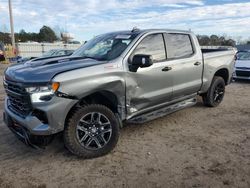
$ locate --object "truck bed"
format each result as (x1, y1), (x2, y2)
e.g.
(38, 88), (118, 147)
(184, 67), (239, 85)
(201, 46), (236, 53)
(200, 46), (236, 93)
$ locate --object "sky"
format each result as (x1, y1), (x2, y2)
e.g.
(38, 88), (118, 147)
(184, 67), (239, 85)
(0, 0), (250, 42)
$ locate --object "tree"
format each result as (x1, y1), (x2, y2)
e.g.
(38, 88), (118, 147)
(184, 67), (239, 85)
(197, 35), (210, 46)
(210, 35), (220, 46)
(30, 32), (39, 42)
(18, 29), (29, 42)
(0, 32), (11, 44)
(38, 25), (58, 42)
(197, 34), (236, 47)
(225, 39), (236, 47)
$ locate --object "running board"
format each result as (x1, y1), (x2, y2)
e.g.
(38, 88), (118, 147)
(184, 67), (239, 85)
(127, 98), (197, 124)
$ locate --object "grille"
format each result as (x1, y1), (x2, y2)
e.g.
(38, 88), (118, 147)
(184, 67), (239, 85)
(236, 71), (250, 77)
(236, 67), (250, 70)
(4, 80), (32, 117)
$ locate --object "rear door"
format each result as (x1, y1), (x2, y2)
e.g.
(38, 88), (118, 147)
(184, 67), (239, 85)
(164, 33), (203, 99)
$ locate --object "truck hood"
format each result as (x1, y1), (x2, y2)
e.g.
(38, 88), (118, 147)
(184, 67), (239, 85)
(235, 60), (250, 69)
(5, 56), (107, 83)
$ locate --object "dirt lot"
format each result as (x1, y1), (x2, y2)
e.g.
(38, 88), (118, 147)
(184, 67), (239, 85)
(0, 63), (249, 188)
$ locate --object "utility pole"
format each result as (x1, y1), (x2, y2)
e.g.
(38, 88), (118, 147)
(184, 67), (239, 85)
(8, 0), (16, 54)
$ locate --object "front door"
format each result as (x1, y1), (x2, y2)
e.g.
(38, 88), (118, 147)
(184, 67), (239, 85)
(125, 33), (173, 116)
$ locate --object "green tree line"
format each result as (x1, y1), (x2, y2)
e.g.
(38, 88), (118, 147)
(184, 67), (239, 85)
(0, 25), (58, 44)
(197, 35), (236, 46)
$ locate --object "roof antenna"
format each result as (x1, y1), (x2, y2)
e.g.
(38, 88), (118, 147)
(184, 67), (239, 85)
(132, 26), (140, 32)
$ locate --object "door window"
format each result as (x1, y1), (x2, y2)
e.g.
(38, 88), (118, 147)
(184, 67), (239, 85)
(164, 34), (194, 59)
(132, 34), (166, 62)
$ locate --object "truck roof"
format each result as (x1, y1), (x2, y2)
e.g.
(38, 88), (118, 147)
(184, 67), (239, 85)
(106, 29), (193, 36)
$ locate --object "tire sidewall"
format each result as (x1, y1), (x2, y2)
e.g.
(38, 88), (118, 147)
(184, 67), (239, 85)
(64, 105), (120, 158)
(207, 76), (225, 107)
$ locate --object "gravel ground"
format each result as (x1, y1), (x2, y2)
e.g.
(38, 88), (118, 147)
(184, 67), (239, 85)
(0, 63), (249, 188)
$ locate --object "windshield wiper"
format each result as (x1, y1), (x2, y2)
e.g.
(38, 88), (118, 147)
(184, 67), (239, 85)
(68, 55), (107, 61)
(78, 56), (106, 61)
(81, 56), (98, 60)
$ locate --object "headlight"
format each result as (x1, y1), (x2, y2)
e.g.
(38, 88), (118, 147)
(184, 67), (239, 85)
(26, 86), (50, 93)
(26, 82), (60, 103)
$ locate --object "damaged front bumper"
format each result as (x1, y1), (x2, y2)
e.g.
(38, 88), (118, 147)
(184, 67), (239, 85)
(3, 111), (52, 148)
(3, 96), (77, 147)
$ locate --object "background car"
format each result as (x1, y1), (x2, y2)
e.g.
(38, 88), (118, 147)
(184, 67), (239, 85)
(41, 49), (74, 58)
(17, 49), (75, 63)
(233, 50), (250, 80)
(0, 42), (5, 62)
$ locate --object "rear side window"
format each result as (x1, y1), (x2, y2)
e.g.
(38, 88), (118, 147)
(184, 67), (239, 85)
(164, 34), (194, 59)
(132, 34), (166, 62)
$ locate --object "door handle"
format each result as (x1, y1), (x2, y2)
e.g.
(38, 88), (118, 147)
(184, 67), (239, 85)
(162, 66), (172, 71)
(194, 62), (201, 66)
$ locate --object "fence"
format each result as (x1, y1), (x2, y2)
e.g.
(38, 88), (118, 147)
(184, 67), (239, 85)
(16, 43), (82, 57)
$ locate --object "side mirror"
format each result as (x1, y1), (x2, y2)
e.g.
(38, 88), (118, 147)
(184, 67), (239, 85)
(129, 54), (153, 72)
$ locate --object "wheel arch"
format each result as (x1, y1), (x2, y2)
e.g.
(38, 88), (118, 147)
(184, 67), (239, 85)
(79, 90), (120, 113)
(64, 90), (124, 128)
(214, 68), (229, 85)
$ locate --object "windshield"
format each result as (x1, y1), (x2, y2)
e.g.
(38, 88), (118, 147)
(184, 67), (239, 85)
(42, 50), (57, 57)
(237, 51), (250, 60)
(72, 32), (138, 61)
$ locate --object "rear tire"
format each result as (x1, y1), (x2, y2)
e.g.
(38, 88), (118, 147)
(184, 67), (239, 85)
(202, 76), (225, 107)
(64, 104), (120, 158)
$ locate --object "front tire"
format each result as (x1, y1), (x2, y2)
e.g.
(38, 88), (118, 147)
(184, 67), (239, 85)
(202, 76), (225, 107)
(64, 104), (120, 158)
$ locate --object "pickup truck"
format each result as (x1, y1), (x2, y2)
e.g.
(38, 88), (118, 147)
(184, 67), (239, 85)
(3, 29), (236, 158)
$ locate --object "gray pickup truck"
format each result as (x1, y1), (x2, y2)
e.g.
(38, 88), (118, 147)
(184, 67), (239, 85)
(3, 29), (235, 158)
